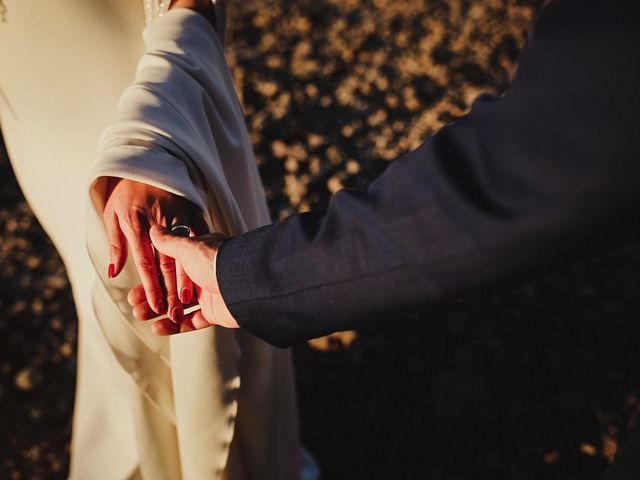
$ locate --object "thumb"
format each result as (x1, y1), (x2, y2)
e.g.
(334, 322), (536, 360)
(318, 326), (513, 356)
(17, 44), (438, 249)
(149, 224), (192, 261)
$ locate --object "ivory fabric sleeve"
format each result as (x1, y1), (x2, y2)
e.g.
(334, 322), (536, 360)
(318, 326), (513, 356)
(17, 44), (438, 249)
(86, 9), (300, 480)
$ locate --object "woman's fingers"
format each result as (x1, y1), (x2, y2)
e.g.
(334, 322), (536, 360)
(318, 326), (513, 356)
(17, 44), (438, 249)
(103, 179), (213, 325)
(156, 251), (183, 322)
(128, 282), (193, 326)
(151, 318), (179, 336)
(127, 283), (147, 307)
(179, 316), (196, 333)
(150, 317), (197, 335)
(176, 261), (193, 305)
(148, 308), (212, 336)
(129, 286), (204, 331)
(129, 280), (214, 334)
(132, 300), (156, 321)
(121, 213), (165, 314)
(104, 210), (128, 278)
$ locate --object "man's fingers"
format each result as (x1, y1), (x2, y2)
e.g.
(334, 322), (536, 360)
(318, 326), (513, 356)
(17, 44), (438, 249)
(149, 224), (192, 261)
(104, 211), (128, 278)
(121, 215), (165, 314)
(169, 214), (200, 307)
(176, 261), (193, 305)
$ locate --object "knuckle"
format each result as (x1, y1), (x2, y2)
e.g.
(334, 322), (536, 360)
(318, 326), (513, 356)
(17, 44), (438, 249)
(109, 242), (121, 256)
(150, 201), (164, 223)
(128, 215), (145, 232)
(166, 292), (180, 303)
(137, 257), (157, 273)
(124, 208), (147, 232)
(159, 258), (176, 273)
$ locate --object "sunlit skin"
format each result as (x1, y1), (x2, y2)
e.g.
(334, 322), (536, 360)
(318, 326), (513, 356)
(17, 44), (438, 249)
(103, 0), (218, 324)
(103, 178), (208, 322)
(127, 226), (239, 335)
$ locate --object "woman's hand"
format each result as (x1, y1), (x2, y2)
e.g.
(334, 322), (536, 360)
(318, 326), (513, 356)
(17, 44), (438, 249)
(169, 0), (217, 25)
(103, 177), (208, 322)
(127, 225), (239, 335)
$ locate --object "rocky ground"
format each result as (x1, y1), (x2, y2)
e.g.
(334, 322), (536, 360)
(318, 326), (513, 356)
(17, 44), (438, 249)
(2, 0), (640, 478)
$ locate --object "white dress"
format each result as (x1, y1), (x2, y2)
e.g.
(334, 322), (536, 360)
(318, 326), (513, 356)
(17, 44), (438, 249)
(0, 2), (303, 479)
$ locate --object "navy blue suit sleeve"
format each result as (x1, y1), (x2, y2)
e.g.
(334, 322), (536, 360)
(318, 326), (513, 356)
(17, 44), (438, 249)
(216, 0), (640, 348)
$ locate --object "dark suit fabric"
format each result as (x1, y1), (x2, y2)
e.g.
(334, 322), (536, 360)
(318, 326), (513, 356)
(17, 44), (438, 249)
(216, 0), (640, 349)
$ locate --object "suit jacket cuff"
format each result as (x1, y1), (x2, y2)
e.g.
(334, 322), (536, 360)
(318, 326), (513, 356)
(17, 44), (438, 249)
(216, 229), (299, 348)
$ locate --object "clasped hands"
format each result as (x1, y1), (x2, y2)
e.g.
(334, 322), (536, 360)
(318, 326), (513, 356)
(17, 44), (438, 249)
(104, 178), (238, 335)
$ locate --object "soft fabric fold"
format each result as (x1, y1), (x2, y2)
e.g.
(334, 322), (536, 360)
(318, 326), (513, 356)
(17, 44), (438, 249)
(85, 8), (300, 479)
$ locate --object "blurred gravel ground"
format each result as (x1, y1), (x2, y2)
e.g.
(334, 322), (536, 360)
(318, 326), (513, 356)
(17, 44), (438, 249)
(2, 0), (640, 478)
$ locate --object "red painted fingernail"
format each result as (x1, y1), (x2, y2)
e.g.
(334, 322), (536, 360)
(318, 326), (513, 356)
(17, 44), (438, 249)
(180, 288), (192, 305)
(108, 263), (115, 279)
(170, 306), (183, 323)
(156, 300), (165, 314)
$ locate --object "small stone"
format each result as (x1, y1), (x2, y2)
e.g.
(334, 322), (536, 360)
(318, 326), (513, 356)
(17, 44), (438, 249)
(580, 443), (597, 456)
(15, 368), (33, 392)
(270, 140), (288, 158)
(367, 109), (387, 127)
(346, 160), (360, 174)
(10, 300), (27, 315)
(602, 434), (618, 463)
(45, 274), (67, 289)
(309, 157), (321, 175)
(307, 134), (326, 148)
(327, 176), (343, 194)
(265, 55), (284, 69)
(22, 446), (40, 461)
(319, 95), (332, 107)
(60, 342), (73, 358)
(341, 124), (355, 138)
(15, 367), (38, 391)
(305, 84), (318, 99)
(32, 298), (43, 314)
(255, 80), (278, 97)
(543, 451), (560, 465)
(29, 408), (42, 420)
(50, 318), (63, 331)
(25, 256), (41, 268)
(284, 158), (298, 173)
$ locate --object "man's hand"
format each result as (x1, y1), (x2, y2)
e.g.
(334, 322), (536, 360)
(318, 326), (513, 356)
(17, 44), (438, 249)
(103, 177), (208, 322)
(127, 225), (239, 335)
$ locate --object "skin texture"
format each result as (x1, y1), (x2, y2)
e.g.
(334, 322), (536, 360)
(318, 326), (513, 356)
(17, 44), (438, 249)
(127, 225), (239, 335)
(103, 178), (208, 322)
(104, 2), (217, 323)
